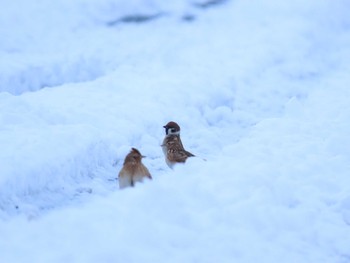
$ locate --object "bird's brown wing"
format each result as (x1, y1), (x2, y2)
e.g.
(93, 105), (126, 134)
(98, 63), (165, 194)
(141, 164), (152, 179)
(163, 135), (195, 163)
(167, 148), (192, 163)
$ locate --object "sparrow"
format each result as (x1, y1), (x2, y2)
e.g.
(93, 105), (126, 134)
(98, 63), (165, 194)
(161, 121), (195, 168)
(118, 148), (152, 189)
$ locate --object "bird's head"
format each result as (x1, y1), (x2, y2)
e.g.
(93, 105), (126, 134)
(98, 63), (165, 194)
(163, 121), (181, 135)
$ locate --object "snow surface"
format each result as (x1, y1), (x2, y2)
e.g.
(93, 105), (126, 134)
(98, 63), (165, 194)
(1, 0), (350, 262)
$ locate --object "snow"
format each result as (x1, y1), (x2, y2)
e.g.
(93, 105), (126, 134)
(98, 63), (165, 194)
(1, 0), (350, 262)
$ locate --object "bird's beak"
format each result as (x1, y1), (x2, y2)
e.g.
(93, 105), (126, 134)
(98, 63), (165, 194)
(142, 155), (146, 158)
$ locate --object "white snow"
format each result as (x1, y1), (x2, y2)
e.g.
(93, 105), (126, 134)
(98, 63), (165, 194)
(1, 0), (350, 262)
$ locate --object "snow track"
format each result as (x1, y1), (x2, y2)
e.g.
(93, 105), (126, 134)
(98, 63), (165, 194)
(0, 0), (233, 95)
(0, 53), (114, 95)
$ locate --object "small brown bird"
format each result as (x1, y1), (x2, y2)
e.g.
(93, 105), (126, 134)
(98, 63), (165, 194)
(161, 121), (195, 168)
(118, 148), (152, 189)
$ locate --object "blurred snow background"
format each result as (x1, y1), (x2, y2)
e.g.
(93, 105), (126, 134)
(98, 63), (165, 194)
(1, 0), (350, 262)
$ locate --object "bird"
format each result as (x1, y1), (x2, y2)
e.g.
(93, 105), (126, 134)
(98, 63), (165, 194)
(118, 148), (152, 189)
(161, 121), (195, 168)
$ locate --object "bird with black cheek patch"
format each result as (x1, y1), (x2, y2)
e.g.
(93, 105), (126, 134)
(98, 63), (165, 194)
(161, 121), (195, 168)
(118, 148), (152, 189)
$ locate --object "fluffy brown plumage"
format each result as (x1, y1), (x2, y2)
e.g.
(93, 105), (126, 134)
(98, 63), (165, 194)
(161, 121), (195, 168)
(118, 148), (152, 189)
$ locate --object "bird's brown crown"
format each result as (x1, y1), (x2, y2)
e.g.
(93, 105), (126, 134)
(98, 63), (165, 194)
(130, 148), (142, 156)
